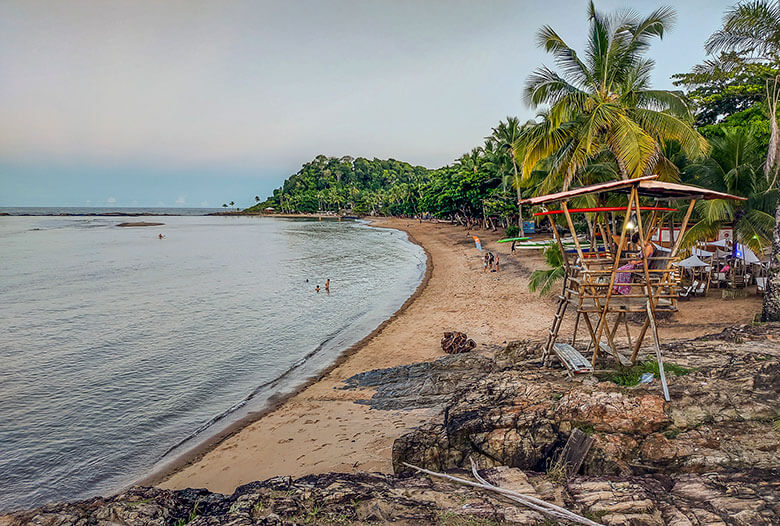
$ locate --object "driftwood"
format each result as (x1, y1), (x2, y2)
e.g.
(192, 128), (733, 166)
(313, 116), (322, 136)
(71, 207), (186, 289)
(558, 428), (595, 479)
(402, 461), (604, 526)
(441, 332), (476, 354)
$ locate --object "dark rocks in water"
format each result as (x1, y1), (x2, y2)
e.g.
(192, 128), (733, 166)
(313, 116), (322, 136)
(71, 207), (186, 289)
(5, 468), (779, 525)
(340, 353), (495, 410)
(392, 324), (780, 484)
(116, 221), (165, 227)
(441, 331), (476, 354)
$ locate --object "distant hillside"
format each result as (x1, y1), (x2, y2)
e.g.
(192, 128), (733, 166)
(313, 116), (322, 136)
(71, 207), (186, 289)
(245, 155), (432, 216)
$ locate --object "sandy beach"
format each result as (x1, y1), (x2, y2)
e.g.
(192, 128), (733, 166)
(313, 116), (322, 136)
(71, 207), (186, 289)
(156, 218), (763, 494)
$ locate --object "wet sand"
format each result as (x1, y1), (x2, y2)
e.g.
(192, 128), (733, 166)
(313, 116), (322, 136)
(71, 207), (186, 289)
(156, 218), (762, 494)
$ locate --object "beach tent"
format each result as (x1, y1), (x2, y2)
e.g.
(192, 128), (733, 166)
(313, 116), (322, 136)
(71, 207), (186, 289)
(707, 239), (730, 248)
(692, 247), (714, 258)
(734, 243), (761, 264)
(675, 254), (709, 268)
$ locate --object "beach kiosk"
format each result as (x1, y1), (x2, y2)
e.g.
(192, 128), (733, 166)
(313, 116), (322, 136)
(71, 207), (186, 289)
(519, 175), (745, 401)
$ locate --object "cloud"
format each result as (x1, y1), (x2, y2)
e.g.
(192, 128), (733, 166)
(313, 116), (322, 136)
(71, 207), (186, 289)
(107, 196), (116, 203)
(175, 195), (186, 205)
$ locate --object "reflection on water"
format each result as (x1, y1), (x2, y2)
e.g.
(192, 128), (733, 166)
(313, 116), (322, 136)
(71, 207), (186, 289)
(0, 215), (424, 511)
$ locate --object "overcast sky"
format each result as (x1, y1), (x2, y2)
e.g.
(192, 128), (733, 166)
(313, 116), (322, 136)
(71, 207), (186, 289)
(1, 0), (737, 207)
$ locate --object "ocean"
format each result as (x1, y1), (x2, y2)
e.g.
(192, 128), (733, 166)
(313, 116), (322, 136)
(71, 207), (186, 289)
(0, 212), (425, 511)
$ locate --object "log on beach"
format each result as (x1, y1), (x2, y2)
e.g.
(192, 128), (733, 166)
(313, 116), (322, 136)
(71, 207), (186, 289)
(116, 221), (165, 227)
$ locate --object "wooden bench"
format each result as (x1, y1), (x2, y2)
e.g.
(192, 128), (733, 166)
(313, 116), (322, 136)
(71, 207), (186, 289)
(553, 343), (594, 375)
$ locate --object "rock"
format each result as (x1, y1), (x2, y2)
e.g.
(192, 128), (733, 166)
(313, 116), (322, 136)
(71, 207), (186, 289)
(441, 331), (476, 354)
(6, 469), (778, 525)
(392, 324), (780, 481)
(340, 352), (495, 410)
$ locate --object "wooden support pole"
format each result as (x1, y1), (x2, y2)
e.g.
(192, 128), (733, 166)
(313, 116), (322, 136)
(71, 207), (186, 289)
(592, 187), (636, 362)
(669, 199), (697, 259)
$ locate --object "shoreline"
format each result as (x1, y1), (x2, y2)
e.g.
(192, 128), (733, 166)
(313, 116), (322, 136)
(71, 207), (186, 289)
(149, 218), (764, 495)
(137, 219), (433, 488)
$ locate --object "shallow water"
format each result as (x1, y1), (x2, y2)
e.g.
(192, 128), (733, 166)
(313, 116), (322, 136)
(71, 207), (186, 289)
(0, 215), (425, 511)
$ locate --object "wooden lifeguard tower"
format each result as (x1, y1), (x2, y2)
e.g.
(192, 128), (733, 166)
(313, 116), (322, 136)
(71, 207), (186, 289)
(519, 175), (745, 401)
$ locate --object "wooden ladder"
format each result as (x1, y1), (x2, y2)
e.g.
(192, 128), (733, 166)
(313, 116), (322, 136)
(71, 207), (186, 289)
(542, 277), (569, 366)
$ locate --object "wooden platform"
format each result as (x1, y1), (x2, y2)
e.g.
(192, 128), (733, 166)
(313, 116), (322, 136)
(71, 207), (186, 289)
(553, 343), (593, 375)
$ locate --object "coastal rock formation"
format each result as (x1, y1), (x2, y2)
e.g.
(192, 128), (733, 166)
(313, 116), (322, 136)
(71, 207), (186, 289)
(5, 325), (778, 525)
(440, 331), (476, 354)
(5, 468), (778, 525)
(393, 324), (780, 479)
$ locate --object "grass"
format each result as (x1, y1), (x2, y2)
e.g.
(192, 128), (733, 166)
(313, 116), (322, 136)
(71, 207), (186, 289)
(174, 501), (200, 526)
(601, 360), (692, 387)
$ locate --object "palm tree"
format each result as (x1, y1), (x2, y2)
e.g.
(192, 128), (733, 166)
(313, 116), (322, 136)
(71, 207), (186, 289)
(682, 127), (776, 253)
(255, 195), (260, 203)
(705, 0), (780, 321)
(490, 117), (526, 224)
(529, 242), (566, 295)
(521, 1), (709, 190)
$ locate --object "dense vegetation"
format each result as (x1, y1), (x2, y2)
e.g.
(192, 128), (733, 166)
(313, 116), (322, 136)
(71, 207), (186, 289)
(247, 1), (780, 321)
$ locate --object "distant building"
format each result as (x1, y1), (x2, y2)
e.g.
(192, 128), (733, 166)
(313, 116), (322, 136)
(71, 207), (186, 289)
(264, 207), (275, 213)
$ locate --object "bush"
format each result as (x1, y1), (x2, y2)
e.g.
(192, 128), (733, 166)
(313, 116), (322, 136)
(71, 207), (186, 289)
(505, 225), (520, 238)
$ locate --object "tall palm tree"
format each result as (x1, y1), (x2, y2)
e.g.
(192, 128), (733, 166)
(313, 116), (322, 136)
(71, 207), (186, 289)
(705, 0), (780, 321)
(521, 1), (709, 190)
(490, 117), (525, 210)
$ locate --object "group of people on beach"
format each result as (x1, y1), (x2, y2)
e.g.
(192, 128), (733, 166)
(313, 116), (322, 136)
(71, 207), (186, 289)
(483, 251), (499, 272)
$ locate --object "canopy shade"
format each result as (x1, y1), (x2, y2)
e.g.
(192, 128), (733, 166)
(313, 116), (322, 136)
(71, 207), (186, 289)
(693, 247), (714, 257)
(674, 254), (709, 268)
(735, 243), (761, 264)
(520, 175), (746, 206)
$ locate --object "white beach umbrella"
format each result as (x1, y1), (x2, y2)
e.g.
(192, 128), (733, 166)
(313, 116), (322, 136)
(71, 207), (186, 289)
(674, 254), (709, 268)
(707, 239), (730, 248)
(693, 247), (714, 257)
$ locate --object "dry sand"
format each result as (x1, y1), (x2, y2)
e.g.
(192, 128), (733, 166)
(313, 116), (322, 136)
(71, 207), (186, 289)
(157, 218), (763, 494)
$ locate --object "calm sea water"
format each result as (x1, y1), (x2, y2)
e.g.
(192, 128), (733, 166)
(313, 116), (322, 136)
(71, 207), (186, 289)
(0, 213), (425, 511)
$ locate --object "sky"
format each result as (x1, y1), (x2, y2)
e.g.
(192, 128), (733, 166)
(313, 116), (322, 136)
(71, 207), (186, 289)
(1, 0), (737, 208)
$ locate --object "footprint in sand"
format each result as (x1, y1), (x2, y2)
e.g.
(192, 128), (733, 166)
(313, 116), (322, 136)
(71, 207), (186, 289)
(303, 419), (319, 424)
(296, 454), (305, 461)
(277, 438), (293, 444)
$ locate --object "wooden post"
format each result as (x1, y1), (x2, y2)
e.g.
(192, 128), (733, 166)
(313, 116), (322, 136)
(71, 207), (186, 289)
(669, 199), (697, 259)
(592, 187), (637, 361)
(633, 190), (670, 402)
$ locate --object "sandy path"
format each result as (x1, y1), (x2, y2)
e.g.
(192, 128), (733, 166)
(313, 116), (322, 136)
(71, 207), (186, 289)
(157, 218), (762, 494)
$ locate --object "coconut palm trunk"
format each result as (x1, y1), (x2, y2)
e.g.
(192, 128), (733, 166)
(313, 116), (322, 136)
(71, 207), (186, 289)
(763, 195), (780, 320)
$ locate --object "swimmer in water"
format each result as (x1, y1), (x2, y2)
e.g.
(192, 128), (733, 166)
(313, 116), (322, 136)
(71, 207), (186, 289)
(158, 233), (165, 239)
(325, 279), (330, 292)
(315, 285), (320, 293)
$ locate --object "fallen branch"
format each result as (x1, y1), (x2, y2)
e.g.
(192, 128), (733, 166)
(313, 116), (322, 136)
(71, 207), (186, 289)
(401, 461), (603, 526)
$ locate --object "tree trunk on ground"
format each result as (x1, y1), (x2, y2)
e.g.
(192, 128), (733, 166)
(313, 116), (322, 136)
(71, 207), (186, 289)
(761, 192), (780, 321)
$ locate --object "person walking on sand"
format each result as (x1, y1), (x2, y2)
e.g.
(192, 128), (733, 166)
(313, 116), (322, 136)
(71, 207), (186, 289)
(483, 253), (489, 272)
(511, 240), (516, 255)
(488, 251), (495, 271)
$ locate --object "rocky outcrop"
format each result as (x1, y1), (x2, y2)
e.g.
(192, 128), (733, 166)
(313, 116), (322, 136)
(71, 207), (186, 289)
(441, 331), (476, 354)
(392, 324), (780, 479)
(5, 325), (779, 525)
(5, 468), (778, 525)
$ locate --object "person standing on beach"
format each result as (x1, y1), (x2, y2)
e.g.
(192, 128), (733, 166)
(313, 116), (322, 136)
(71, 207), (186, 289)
(483, 253), (489, 272)
(495, 255), (500, 272)
(511, 240), (516, 255)
(488, 251), (495, 271)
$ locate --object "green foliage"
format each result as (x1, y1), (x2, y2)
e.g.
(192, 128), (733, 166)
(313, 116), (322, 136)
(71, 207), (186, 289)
(529, 243), (565, 296)
(601, 361), (691, 387)
(505, 225), (520, 238)
(673, 53), (779, 126)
